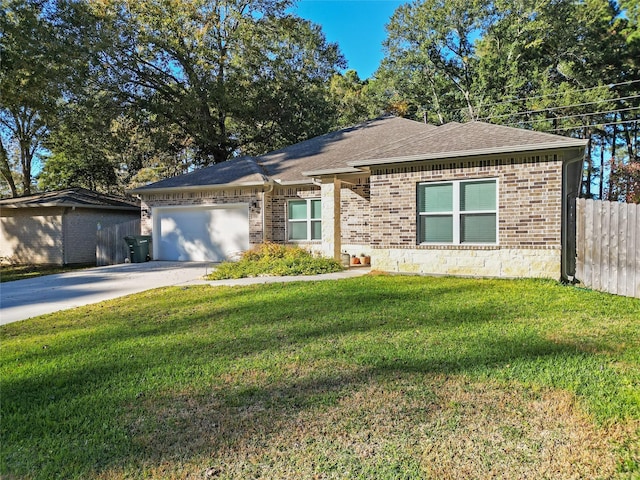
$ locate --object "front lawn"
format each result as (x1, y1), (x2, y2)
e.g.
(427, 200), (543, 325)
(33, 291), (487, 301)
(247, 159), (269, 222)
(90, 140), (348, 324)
(1, 276), (638, 479)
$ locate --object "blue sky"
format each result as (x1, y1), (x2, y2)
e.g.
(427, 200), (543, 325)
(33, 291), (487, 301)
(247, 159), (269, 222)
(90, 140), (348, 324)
(292, 0), (406, 79)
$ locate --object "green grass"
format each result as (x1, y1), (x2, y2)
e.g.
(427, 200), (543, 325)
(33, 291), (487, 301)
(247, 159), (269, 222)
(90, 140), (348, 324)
(206, 243), (343, 279)
(1, 276), (639, 479)
(0, 263), (93, 283)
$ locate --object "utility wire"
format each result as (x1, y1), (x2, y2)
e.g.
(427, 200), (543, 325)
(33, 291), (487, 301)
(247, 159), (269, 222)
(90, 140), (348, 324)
(502, 107), (640, 127)
(466, 79), (640, 113)
(476, 94), (640, 121)
(522, 118), (639, 133)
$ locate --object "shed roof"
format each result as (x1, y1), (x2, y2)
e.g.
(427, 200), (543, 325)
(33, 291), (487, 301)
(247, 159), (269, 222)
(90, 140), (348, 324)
(0, 188), (140, 210)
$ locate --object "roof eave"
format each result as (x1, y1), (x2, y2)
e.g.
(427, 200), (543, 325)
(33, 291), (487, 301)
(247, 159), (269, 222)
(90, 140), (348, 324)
(0, 202), (139, 210)
(348, 140), (589, 168)
(301, 166), (363, 177)
(273, 179), (317, 186)
(129, 180), (269, 195)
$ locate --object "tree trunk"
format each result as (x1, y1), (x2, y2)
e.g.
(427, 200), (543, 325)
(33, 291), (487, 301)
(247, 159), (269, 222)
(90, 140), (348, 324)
(583, 127), (593, 198)
(0, 140), (18, 197)
(608, 116), (617, 201)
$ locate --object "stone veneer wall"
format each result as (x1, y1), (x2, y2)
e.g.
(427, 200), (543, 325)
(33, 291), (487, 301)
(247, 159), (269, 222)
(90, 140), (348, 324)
(369, 153), (565, 278)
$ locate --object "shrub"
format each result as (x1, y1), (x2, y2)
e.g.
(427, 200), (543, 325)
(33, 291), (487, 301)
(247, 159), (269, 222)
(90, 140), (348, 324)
(207, 243), (344, 280)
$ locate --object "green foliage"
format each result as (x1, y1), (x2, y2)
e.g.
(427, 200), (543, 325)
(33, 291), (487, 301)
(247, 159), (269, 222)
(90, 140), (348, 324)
(375, 0), (493, 123)
(0, 0), (97, 196)
(329, 70), (371, 127)
(1, 277), (638, 478)
(207, 243), (344, 279)
(91, 0), (344, 165)
(375, 0), (640, 201)
(2, 0), (345, 197)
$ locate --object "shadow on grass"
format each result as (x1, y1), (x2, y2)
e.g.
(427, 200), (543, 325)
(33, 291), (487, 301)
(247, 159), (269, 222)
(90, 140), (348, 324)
(1, 276), (634, 479)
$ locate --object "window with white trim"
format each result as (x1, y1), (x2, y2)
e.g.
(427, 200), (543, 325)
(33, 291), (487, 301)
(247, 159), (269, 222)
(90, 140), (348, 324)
(418, 179), (497, 244)
(287, 199), (321, 241)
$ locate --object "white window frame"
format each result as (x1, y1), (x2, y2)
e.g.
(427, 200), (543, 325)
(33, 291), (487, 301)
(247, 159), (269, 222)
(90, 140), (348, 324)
(417, 178), (499, 245)
(287, 198), (321, 241)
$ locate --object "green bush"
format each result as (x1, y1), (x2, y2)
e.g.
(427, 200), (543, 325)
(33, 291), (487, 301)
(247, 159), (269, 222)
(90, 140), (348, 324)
(207, 243), (344, 280)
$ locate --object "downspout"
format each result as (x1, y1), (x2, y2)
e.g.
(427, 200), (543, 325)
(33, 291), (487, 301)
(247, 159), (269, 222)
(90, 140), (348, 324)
(561, 150), (586, 282)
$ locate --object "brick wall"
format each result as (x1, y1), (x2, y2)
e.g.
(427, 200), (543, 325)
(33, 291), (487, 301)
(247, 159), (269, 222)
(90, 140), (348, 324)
(369, 153), (565, 278)
(269, 185), (320, 245)
(140, 188), (264, 245)
(341, 176), (371, 245)
(140, 182), (371, 257)
(64, 209), (140, 264)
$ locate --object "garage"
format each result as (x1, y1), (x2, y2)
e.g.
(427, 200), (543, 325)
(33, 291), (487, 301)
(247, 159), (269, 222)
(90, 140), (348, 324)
(152, 204), (250, 262)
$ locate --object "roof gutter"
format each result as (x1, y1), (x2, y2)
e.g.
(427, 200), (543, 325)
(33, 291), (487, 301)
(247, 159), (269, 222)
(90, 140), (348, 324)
(301, 166), (363, 177)
(128, 180), (270, 195)
(0, 203), (139, 211)
(272, 179), (316, 186)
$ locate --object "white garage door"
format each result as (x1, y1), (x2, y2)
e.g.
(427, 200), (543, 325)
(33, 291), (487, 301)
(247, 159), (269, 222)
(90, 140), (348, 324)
(153, 204), (250, 262)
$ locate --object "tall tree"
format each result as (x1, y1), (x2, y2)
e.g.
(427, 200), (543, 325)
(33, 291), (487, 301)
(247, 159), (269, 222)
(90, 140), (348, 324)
(374, 0), (493, 123)
(0, 0), (94, 196)
(91, 0), (344, 165)
(328, 70), (370, 127)
(475, 0), (639, 199)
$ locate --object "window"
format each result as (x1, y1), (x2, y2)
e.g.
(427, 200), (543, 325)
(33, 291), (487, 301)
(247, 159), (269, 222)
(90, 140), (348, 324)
(418, 179), (497, 244)
(288, 199), (321, 241)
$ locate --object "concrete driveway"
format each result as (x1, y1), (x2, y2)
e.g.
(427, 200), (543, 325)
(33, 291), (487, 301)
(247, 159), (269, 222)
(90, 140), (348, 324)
(0, 261), (212, 325)
(0, 262), (371, 325)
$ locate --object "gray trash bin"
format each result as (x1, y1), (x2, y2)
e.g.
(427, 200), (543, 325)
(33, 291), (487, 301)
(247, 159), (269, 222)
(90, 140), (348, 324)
(124, 235), (152, 263)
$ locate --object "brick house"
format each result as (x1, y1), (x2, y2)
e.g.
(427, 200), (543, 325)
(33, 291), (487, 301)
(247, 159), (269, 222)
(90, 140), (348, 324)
(0, 188), (140, 265)
(131, 117), (587, 280)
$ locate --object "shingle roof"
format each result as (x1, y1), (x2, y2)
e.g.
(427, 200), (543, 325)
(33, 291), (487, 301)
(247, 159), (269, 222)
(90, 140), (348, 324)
(131, 118), (587, 192)
(0, 188), (140, 210)
(355, 121), (587, 164)
(132, 156), (268, 191)
(257, 116), (437, 181)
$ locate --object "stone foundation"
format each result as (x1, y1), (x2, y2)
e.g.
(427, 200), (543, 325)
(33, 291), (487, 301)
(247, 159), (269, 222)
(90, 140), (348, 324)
(373, 247), (562, 279)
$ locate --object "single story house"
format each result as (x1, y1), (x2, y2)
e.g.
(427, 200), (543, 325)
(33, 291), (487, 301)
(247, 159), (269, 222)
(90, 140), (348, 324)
(131, 117), (587, 280)
(0, 188), (140, 265)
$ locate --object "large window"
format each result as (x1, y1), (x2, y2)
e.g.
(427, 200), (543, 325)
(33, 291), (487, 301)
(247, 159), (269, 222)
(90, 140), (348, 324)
(288, 199), (321, 241)
(418, 179), (497, 244)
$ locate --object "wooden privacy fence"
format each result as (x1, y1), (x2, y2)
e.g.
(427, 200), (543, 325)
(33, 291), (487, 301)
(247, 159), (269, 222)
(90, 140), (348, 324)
(96, 219), (141, 266)
(576, 199), (639, 298)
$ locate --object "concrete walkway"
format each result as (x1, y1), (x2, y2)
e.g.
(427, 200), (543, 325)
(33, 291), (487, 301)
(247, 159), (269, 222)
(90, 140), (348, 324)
(0, 262), (370, 325)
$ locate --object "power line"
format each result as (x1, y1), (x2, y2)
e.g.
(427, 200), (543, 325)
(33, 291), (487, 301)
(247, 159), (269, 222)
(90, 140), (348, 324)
(476, 94), (640, 121)
(502, 106), (640, 127)
(524, 118), (639, 133)
(468, 79), (640, 113)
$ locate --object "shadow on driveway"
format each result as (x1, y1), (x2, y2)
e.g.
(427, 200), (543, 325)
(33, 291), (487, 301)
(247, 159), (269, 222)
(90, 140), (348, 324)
(0, 262), (212, 325)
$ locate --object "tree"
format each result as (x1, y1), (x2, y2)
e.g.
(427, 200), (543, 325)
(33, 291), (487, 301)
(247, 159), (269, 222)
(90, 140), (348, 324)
(91, 0), (344, 165)
(328, 70), (370, 127)
(374, 0), (493, 123)
(0, 0), (94, 196)
(377, 0), (639, 201)
(474, 0), (639, 200)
